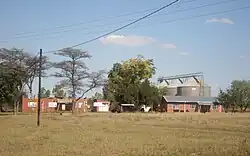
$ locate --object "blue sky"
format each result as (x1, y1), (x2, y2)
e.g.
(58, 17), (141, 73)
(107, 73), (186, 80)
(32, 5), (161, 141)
(0, 0), (250, 97)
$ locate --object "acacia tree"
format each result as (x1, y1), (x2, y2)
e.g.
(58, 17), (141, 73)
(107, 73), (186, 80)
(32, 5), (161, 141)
(25, 55), (50, 98)
(52, 48), (106, 114)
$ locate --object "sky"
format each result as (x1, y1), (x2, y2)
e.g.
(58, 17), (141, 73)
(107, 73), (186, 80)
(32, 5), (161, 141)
(0, 0), (250, 97)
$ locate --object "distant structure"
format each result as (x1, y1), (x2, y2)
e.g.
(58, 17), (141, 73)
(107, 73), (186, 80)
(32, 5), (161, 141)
(158, 72), (211, 97)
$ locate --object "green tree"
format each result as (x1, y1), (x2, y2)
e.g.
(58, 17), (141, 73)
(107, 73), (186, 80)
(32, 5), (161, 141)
(0, 48), (41, 114)
(52, 48), (106, 114)
(104, 55), (156, 108)
(217, 80), (250, 113)
(92, 92), (103, 100)
(52, 85), (67, 98)
(45, 89), (51, 98)
(40, 87), (51, 98)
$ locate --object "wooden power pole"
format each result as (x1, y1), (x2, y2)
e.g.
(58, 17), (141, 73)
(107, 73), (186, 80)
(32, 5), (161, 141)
(37, 49), (42, 126)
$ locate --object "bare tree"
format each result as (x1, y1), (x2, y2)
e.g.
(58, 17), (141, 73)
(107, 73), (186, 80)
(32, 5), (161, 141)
(52, 48), (106, 114)
(25, 55), (51, 98)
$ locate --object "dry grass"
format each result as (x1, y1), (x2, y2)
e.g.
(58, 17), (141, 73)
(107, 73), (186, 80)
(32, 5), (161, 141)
(0, 112), (250, 156)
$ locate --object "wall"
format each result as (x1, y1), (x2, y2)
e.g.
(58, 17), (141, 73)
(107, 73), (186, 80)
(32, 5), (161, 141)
(22, 96), (89, 113)
(210, 105), (223, 112)
(93, 100), (110, 112)
(160, 101), (223, 113)
(167, 103), (195, 112)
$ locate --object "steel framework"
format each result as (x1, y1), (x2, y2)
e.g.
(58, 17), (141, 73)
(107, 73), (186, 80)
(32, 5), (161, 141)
(158, 72), (205, 96)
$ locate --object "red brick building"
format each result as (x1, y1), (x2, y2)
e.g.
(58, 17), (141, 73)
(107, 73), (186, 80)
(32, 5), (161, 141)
(160, 96), (223, 113)
(21, 96), (88, 113)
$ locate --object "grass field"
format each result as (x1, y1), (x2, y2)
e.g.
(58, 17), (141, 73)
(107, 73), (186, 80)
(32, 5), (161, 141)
(0, 112), (250, 156)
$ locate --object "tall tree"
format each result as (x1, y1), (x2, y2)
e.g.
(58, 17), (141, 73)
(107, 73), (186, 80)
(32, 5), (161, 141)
(0, 48), (39, 114)
(52, 48), (105, 113)
(25, 55), (50, 98)
(217, 89), (231, 112)
(105, 55), (156, 108)
(217, 80), (250, 113)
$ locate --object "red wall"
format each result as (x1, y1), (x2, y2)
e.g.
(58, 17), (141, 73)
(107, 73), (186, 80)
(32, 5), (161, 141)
(22, 96), (88, 113)
(22, 96), (58, 113)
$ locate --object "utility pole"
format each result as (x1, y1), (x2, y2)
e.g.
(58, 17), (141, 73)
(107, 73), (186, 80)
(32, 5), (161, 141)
(37, 49), (42, 126)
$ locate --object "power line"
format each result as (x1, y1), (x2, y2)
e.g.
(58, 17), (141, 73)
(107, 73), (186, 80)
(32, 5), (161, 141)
(157, 6), (250, 25)
(0, 0), (237, 44)
(2, 0), (231, 41)
(50, 0), (179, 50)
(12, 0), (195, 37)
(43, 5), (249, 54)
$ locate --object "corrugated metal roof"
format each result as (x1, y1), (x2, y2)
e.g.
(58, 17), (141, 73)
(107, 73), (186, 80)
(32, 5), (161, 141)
(163, 96), (216, 103)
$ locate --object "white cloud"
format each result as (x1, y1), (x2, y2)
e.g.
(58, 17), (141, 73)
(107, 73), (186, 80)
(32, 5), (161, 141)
(239, 55), (245, 59)
(206, 18), (234, 24)
(100, 35), (155, 46)
(161, 43), (177, 49)
(100, 34), (177, 52)
(179, 52), (189, 55)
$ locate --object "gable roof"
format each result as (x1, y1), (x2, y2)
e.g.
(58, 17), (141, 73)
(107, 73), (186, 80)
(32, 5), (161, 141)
(163, 96), (216, 104)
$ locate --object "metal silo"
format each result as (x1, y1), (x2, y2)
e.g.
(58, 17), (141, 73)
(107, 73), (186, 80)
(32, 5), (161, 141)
(177, 86), (200, 96)
(166, 86), (177, 96)
(203, 86), (211, 97)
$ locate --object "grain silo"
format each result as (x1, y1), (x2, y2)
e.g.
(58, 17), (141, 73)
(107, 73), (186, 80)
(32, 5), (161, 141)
(176, 85), (200, 96)
(176, 85), (211, 97)
(166, 86), (177, 96)
(203, 85), (211, 97)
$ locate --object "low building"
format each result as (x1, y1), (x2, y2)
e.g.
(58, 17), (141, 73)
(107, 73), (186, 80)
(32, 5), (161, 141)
(93, 100), (110, 112)
(21, 96), (89, 113)
(160, 96), (223, 113)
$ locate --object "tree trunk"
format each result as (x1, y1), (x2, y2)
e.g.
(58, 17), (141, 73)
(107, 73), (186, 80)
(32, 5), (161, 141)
(72, 100), (76, 114)
(13, 101), (18, 115)
(232, 106), (235, 114)
(13, 102), (17, 115)
(240, 106), (244, 113)
(243, 106), (248, 112)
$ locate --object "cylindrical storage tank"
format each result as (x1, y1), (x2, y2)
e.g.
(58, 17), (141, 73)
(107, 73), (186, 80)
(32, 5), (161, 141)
(166, 86), (177, 96)
(177, 86), (200, 96)
(203, 86), (211, 97)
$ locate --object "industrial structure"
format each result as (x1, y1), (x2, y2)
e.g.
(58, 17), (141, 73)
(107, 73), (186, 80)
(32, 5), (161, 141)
(158, 72), (222, 113)
(158, 72), (209, 97)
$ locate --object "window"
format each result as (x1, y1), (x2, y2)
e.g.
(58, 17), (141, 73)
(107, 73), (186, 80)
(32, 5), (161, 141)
(172, 104), (179, 110)
(190, 104), (196, 109)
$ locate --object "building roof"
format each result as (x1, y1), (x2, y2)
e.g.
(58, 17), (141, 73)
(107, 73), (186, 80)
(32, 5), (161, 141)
(163, 96), (216, 105)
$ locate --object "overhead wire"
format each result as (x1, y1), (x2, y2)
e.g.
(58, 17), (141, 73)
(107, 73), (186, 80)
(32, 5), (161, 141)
(37, 0), (181, 54)
(1, 0), (234, 41)
(136, 6), (250, 28)
(43, 5), (250, 54)
(12, 0), (196, 37)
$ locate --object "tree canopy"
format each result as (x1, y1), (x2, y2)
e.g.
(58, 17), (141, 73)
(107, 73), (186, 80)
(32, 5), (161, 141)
(103, 55), (165, 110)
(0, 48), (50, 114)
(52, 48), (106, 113)
(217, 80), (250, 113)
